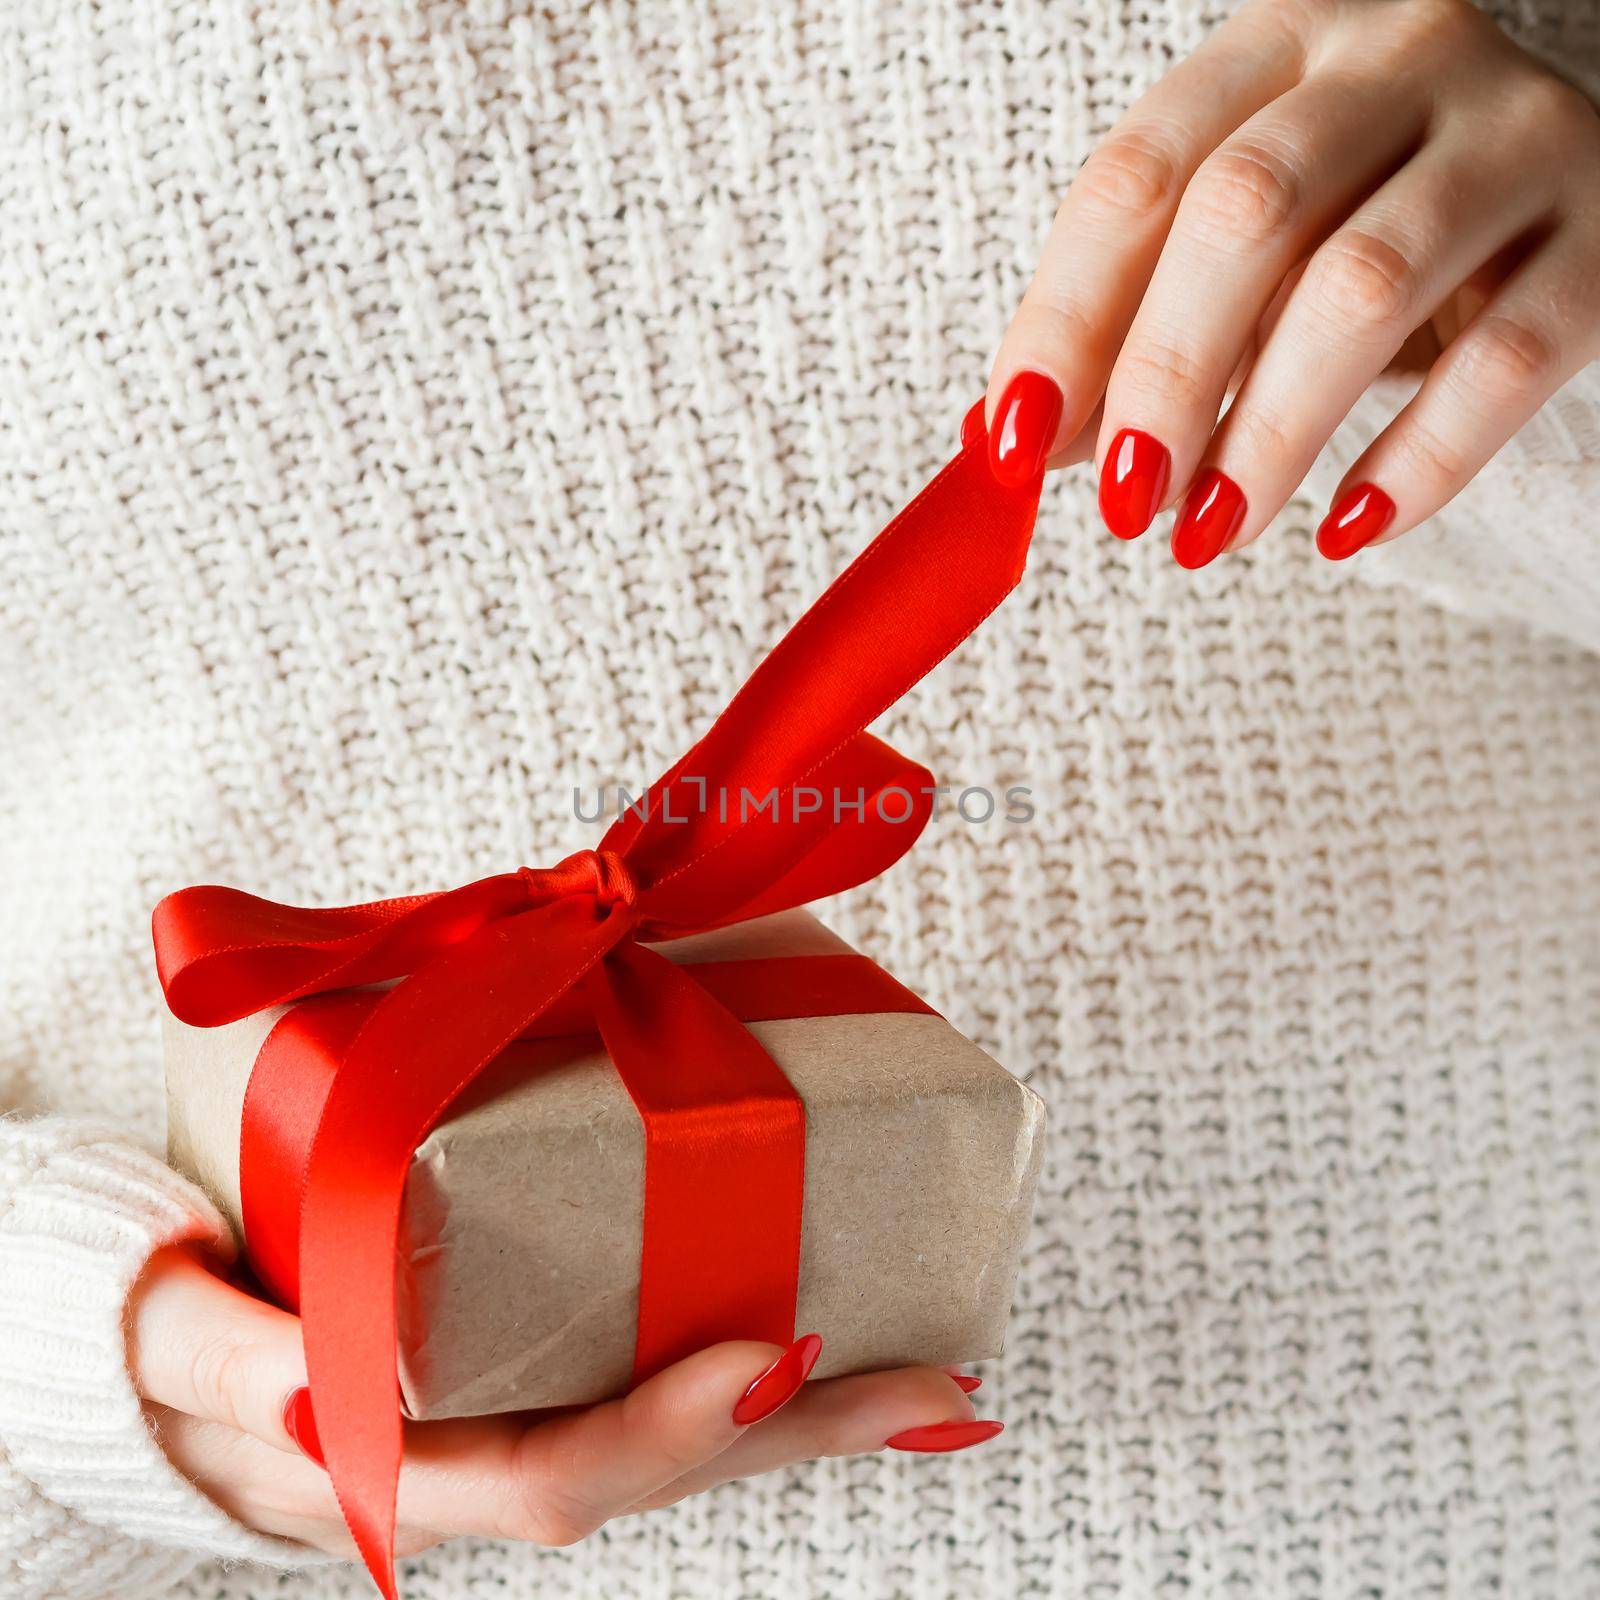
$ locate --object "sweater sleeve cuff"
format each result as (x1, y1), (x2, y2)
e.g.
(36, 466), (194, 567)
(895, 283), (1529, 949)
(0, 1118), (323, 1570)
(1304, 363), (1600, 654)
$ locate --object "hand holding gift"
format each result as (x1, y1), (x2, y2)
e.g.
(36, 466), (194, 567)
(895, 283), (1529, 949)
(128, 1244), (988, 1561)
(153, 409), (1046, 1595)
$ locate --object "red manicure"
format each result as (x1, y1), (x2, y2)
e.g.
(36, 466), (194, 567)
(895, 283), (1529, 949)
(731, 1332), (823, 1426)
(1171, 469), (1246, 569)
(1098, 428), (1171, 539)
(886, 1418), (1005, 1453)
(952, 1374), (982, 1394)
(1317, 482), (1395, 560)
(988, 372), (1063, 488)
(283, 1386), (324, 1467)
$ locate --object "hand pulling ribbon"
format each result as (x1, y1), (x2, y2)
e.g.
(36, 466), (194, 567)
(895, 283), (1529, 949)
(152, 402), (1041, 1597)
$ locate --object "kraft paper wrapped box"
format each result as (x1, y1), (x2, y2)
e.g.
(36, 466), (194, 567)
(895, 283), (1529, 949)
(163, 907), (1045, 1420)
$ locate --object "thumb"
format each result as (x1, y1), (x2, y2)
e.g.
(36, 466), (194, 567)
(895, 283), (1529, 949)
(127, 1243), (307, 1454)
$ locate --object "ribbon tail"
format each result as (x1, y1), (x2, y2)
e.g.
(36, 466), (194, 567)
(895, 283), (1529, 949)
(296, 897), (632, 1597)
(610, 432), (1042, 913)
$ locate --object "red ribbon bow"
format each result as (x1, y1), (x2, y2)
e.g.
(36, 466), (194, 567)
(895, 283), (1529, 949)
(152, 409), (1041, 1596)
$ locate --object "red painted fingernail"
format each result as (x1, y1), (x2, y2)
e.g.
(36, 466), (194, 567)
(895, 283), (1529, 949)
(283, 1386), (324, 1467)
(731, 1333), (823, 1426)
(886, 1418), (1005, 1453)
(988, 372), (1063, 488)
(952, 1374), (983, 1394)
(1171, 469), (1246, 569)
(1098, 428), (1171, 539)
(960, 397), (987, 448)
(1317, 482), (1395, 560)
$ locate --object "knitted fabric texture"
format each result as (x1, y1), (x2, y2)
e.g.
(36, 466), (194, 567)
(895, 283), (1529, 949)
(2, 3), (1599, 1599)
(0, 1122), (312, 1593)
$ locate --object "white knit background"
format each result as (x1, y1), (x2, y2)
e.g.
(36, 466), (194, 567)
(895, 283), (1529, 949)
(3, 2), (1600, 1597)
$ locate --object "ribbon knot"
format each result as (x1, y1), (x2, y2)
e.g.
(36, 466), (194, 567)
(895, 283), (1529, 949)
(522, 848), (638, 917)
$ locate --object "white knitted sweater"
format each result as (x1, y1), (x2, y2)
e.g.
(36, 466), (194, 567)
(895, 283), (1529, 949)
(2, 4), (1599, 1599)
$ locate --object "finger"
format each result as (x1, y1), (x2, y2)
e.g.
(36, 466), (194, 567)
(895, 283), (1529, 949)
(127, 1244), (307, 1453)
(149, 1330), (835, 1551)
(469, 1339), (834, 1547)
(960, 393), (1098, 469)
(1096, 69), (1429, 539)
(154, 1339), (834, 1552)
(983, 3), (1307, 482)
(1172, 123), (1563, 566)
(1315, 223), (1600, 558)
(623, 1365), (983, 1512)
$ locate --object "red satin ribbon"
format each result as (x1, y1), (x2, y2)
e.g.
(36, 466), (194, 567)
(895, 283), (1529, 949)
(238, 951), (933, 1317)
(152, 412), (1041, 1597)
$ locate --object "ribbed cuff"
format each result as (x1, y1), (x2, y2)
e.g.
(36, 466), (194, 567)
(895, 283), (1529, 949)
(1305, 366), (1600, 655)
(0, 1119), (319, 1572)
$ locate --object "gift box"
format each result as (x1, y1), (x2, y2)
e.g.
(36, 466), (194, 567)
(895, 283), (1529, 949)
(163, 906), (1044, 1418)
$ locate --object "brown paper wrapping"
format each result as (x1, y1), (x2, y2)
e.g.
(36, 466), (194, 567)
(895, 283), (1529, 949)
(164, 908), (1044, 1418)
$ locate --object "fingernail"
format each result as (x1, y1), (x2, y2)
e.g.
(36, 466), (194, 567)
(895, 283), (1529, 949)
(988, 371), (1063, 488)
(886, 1418), (1005, 1453)
(731, 1333), (823, 1426)
(1317, 482), (1395, 560)
(1171, 469), (1246, 569)
(1098, 428), (1171, 539)
(960, 397), (987, 448)
(283, 1386), (324, 1467)
(952, 1374), (982, 1394)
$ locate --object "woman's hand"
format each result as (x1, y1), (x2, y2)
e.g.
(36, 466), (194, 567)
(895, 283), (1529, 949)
(127, 1246), (995, 1559)
(986, 0), (1600, 564)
